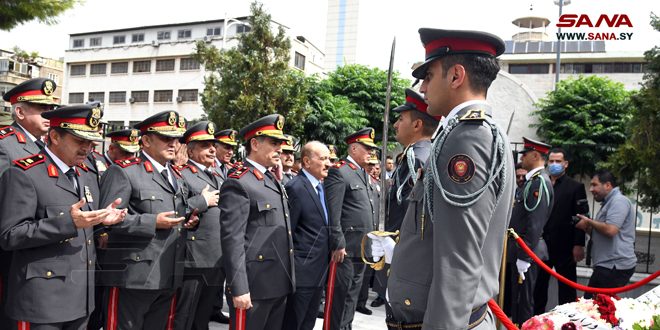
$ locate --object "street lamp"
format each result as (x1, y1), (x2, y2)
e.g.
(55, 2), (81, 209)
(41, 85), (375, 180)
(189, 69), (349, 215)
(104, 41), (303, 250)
(554, 0), (571, 89)
(222, 15), (251, 50)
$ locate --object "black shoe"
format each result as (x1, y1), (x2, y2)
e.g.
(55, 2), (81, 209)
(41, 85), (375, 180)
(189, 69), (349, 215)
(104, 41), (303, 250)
(210, 311), (230, 324)
(370, 297), (386, 307)
(355, 305), (372, 315)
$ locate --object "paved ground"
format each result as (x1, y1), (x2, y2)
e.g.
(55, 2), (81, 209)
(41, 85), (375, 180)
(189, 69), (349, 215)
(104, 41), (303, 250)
(209, 290), (388, 330)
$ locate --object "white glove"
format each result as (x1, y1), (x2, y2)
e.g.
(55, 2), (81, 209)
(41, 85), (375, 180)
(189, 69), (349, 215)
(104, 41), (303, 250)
(367, 233), (396, 264)
(516, 259), (531, 281)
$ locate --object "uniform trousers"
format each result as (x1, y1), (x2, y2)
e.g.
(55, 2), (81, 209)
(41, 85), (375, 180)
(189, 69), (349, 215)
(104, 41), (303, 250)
(504, 262), (539, 326)
(174, 267), (223, 330)
(0, 250), (12, 330)
(283, 286), (324, 330)
(227, 295), (286, 330)
(13, 315), (88, 330)
(103, 287), (176, 330)
(329, 257), (366, 330)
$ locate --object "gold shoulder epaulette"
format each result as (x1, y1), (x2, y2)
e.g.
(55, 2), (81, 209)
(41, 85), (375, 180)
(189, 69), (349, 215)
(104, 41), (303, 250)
(13, 154), (46, 170)
(459, 109), (486, 122)
(115, 157), (141, 168)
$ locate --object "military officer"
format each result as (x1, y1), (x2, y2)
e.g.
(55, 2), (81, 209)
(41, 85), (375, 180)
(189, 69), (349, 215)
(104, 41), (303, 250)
(0, 103), (125, 330)
(98, 111), (214, 329)
(0, 77), (59, 329)
(219, 114), (294, 330)
(214, 128), (238, 181)
(381, 29), (515, 329)
(504, 137), (554, 325)
(105, 129), (142, 163)
(281, 134), (297, 186)
(174, 121), (223, 330)
(325, 127), (378, 330)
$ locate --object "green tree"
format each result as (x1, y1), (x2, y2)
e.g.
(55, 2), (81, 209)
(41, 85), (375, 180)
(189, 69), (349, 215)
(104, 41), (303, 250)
(193, 1), (307, 133)
(299, 76), (368, 155)
(1, 0), (80, 31)
(11, 46), (39, 63)
(532, 75), (633, 177)
(323, 64), (409, 141)
(606, 14), (660, 209)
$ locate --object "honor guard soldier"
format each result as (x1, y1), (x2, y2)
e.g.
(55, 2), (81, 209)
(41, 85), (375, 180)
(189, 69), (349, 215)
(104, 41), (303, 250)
(219, 114), (295, 330)
(379, 29), (515, 329)
(505, 137), (554, 325)
(0, 77), (59, 329)
(0, 103), (126, 330)
(98, 111), (213, 329)
(174, 121), (223, 330)
(372, 88), (440, 309)
(280, 134), (297, 186)
(325, 127), (378, 330)
(214, 128), (238, 181)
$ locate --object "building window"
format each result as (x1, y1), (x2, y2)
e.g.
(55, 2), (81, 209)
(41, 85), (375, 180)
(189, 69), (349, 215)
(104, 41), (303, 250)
(132, 33), (144, 43)
(73, 39), (84, 48)
(294, 52), (305, 70)
(130, 91), (149, 103)
(236, 24), (251, 33)
(113, 35), (126, 45)
(157, 31), (171, 40)
(179, 58), (199, 71)
(90, 63), (107, 75)
(133, 60), (151, 73)
(109, 91), (126, 103)
(70, 64), (86, 76)
(47, 73), (59, 85)
(178, 89), (198, 102)
(177, 29), (191, 39)
(508, 64), (549, 74)
(156, 59), (175, 72)
(111, 62), (128, 74)
(90, 37), (102, 47)
(88, 92), (105, 103)
(68, 93), (84, 104)
(207, 27), (222, 36)
(154, 90), (173, 102)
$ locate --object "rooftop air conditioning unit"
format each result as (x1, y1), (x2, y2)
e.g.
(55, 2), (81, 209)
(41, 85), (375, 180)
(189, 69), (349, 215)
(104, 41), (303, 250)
(203, 36), (212, 42)
(176, 96), (183, 103)
(129, 97), (135, 103)
(152, 40), (160, 47)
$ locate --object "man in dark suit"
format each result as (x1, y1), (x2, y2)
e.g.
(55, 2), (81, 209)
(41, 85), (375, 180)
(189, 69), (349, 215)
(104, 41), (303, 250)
(0, 103), (126, 330)
(174, 121), (222, 330)
(505, 137), (555, 325)
(534, 147), (587, 313)
(283, 141), (332, 330)
(99, 111), (212, 329)
(325, 127), (377, 330)
(0, 77), (59, 329)
(220, 114), (295, 330)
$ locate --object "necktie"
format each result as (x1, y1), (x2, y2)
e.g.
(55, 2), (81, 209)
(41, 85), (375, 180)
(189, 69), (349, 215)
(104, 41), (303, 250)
(204, 168), (216, 184)
(161, 169), (177, 191)
(316, 183), (329, 224)
(65, 168), (80, 197)
(264, 170), (282, 192)
(35, 140), (45, 149)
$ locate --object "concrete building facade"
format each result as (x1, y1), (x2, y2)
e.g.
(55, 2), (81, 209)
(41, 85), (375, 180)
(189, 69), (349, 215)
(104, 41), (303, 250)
(1, 49), (64, 112)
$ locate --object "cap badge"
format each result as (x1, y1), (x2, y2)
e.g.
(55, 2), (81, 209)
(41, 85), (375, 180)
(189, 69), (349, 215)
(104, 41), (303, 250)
(42, 80), (55, 96)
(177, 115), (186, 128)
(88, 107), (101, 129)
(229, 131), (236, 142)
(129, 129), (139, 142)
(168, 112), (177, 126)
(207, 122), (215, 135)
(276, 115), (284, 130)
(369, 129), (375, 140)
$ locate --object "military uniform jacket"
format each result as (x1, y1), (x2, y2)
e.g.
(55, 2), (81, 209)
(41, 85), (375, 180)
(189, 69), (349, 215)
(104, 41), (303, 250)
(178, 161), (222, 268)
(0, 123), (41, 175)
(388, 104), (516, 329)
(507, 169), (554, 263)
(219, 162), (294, 300)
(385, 140), (431, 232)
(325, 159), (376, 259)
(98, 153), (208, 290)
(0, 153), (98, 323)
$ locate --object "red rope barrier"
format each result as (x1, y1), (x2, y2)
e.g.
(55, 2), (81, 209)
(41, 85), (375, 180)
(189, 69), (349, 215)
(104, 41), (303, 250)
(488, 299), (519, 330)
(512, 232), (660, 295)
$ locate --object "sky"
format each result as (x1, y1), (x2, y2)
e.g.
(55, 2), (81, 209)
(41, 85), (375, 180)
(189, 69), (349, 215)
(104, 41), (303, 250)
(1, 0), (658, 75)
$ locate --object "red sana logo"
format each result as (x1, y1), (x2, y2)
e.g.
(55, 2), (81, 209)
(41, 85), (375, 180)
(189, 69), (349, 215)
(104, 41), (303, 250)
(556, 14), (633, 28)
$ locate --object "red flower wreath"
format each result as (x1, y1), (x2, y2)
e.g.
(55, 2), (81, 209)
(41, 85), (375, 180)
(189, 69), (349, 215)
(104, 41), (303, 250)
(593, 294), (620, 326)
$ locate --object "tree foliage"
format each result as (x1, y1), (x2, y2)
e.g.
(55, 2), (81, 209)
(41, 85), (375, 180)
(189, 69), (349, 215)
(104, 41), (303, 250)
(0, 0), (80, 31)
(323, 64), (409, 141)
(532, 75), (633, 177)
(11, 46), (39, 63)
(606, 13), (660, 209)
(193, 1), (307, 133)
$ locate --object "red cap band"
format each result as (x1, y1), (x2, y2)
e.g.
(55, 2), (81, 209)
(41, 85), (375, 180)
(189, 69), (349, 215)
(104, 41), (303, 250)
(9, 90), (46, 104)
(49, 117), (87, 128)
(425, 38), (497, 58)
(244, 125), (277, 141)
(346, 134), (371, 144)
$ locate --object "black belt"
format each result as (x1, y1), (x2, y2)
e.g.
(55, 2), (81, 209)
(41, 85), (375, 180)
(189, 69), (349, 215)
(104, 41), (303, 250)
(386, 304), (488, 330)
